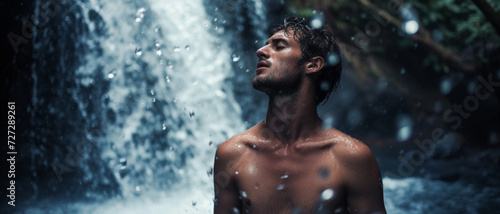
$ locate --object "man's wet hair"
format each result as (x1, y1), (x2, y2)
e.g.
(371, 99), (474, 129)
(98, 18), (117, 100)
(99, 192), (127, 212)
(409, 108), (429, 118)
(268, 17), (342, 105)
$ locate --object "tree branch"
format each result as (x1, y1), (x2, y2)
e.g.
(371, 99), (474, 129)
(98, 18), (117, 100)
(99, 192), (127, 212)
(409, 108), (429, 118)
(472, 0), (500, 36)
(357, 0), (476, 72)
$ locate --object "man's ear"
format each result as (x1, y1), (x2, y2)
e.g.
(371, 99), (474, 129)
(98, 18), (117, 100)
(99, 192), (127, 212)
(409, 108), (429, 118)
(304, 56), (324, 74)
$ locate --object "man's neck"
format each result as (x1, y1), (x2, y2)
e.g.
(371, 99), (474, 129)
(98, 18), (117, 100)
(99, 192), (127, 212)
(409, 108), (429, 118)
(263, 88), (323, 144)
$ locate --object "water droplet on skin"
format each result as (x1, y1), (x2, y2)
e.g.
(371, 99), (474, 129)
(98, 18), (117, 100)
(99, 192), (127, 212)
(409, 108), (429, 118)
(240, 191), (247, 198)
(280, 173), (289, 179)
(232, 54), (240, 62)
(135, 48), (142, 56)
(318, 168), (330, 179)
(321, 189), (334, 200)
(162, 124), (167, 130)
(276, 184), (285, 190)
(232, 207), (240, 214)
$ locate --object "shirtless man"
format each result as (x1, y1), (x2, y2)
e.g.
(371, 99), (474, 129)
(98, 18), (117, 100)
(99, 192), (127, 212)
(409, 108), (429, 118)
(214, 17), (386, 214)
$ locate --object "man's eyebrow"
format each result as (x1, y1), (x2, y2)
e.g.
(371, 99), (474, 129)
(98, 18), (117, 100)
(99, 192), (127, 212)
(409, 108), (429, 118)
(264, 37), (289, 46)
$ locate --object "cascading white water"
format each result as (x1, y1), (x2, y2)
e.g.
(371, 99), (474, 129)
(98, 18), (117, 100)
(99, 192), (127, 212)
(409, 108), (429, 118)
(66, 0), (246, 212)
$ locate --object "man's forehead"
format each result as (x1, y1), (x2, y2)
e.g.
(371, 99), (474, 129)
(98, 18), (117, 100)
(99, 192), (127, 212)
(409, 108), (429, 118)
(267, 30), (297, 42)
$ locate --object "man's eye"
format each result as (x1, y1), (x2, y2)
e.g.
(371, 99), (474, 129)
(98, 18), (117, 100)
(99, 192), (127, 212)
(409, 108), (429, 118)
(276, 46), (285, 50)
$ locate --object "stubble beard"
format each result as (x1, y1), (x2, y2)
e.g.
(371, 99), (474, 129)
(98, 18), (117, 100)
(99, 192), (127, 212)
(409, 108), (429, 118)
(252, 68), (303, 96)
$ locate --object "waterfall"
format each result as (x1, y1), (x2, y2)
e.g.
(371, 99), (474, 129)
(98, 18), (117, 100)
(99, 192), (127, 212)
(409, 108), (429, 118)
(27, 0), (265, 212)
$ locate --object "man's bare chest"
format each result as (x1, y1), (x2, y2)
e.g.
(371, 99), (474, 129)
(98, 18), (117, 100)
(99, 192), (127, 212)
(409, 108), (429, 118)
(232, 150), (347, 213)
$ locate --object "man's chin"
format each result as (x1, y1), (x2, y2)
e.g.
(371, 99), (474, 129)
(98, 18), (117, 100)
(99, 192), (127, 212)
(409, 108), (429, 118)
(252, 77), (272, 92)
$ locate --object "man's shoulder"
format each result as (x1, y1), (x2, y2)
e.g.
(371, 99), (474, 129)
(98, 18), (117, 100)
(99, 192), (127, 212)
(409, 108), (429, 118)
(327, 128), (375, 164)
(215, 125), (260, 161)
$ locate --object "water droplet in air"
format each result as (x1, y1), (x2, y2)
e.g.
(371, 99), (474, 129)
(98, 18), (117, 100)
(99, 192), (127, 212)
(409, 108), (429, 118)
(156, 49), (162, 56)
(440, 78), (453, 95)
(322, 115), (334, 129)
(209, 141), (213, 146)
(400, 68), (406, 74)
(321, 189), (334, 200)
(135, 48), (142, 56)
(402, 20), (419, 34)
(150, 90), (155, 95)
(327, 53), (339, 66)
(154, 26), (160, 32)
(107, 70), (117, 79)
(155, 40), (160, 48)
(192, 201), (197, 206)
(173, 46), (181, 52)
(162, 124), (167, 130)
(310, 17), (323, 29)
(235, 171), (239, 175)
(320, 81), (330, 91)
(397, 126), (412, 141)
(276, 184), (285, 190)
(185, 45), (190, 51)
(135, 186), (141, 192)
(189, 111), (195, 118)
(119, 158), (127, 166)
(232, 54), (240, 62)
(207, 167), (213, 176)
(165, 76), (171, 83)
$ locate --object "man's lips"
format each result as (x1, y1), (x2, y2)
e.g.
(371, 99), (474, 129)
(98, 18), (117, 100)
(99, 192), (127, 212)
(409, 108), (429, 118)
(256, 61), (270, 72)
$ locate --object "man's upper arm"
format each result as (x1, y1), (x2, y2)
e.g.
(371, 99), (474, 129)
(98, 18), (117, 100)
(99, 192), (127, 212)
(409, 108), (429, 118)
(344, 143), (386, 214)
(213, 139), (241, 214)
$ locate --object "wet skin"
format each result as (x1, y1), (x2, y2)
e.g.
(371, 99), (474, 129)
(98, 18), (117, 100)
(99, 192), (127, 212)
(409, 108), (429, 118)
(214, 124), (385, 214)
(214, 30), (386, 214)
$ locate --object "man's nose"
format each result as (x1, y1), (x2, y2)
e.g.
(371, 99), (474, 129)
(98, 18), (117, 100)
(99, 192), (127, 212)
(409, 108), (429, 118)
(256, 46), (269, 59)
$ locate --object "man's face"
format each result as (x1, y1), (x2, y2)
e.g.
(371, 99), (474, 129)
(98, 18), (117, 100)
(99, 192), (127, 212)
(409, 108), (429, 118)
(252, 30), (304, 94)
